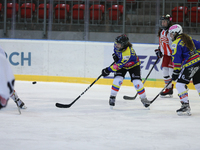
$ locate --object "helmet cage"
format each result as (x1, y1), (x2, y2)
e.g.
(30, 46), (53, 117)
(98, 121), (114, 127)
(159, 14), (172, 29)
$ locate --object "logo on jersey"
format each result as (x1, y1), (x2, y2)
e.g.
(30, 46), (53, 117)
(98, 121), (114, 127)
(171, 44), (176, 55)
(123, 56), (130, 60)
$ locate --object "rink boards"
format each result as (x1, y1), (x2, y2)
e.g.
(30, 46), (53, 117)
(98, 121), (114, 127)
(0, 39), (195, 89)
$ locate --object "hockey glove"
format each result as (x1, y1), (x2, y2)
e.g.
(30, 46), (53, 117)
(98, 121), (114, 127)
(102, 68), (110, 77)
(155, 48), (163, 58)
(112, 53), (119, 62)
(172, 70), (180, 81)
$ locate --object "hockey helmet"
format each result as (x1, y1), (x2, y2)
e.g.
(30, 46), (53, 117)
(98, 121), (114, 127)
(159, 14), (172, 30)
(115, 34), (129, 49)
(169, 24), (183, 36)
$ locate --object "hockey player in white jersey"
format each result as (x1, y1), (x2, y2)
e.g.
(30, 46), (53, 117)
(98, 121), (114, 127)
(0, 54), (14, 109)
(0, 46), (26, 109)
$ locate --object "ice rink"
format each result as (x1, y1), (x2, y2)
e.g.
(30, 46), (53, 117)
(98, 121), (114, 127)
(1, 80), (200, 150)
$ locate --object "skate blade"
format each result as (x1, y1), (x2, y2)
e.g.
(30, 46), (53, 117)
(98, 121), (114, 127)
(17, 106), (21, 115)
(177, 111), (191, 116)
(146, 107), (150, 110)
(110, 106), (114, 110)
(21, 105), (27, 109)
(160, 95), (173, 98)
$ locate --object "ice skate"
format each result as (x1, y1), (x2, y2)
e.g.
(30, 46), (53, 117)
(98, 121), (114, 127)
(15, 98), (27, 109)
(160, 84), (173, 98)
(109, 96), (116, 109)
(141, 98), (150, 108)
(176, 101), (191, 116)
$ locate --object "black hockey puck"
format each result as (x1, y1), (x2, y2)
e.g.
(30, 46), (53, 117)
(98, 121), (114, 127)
(32, 81), (37, 84)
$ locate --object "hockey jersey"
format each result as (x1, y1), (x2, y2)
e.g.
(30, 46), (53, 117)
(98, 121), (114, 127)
(108, 42), (140, 72)
(159, 29), (172, 56)
(0, 47), (15, 102)
(171, 36), (200, 72)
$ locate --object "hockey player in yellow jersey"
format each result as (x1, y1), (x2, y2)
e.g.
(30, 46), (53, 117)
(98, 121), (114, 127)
(169, 24), (200, 116)
(101, 34), (151, 108)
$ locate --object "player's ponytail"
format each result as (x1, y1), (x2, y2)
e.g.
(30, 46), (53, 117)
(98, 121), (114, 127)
(180, 33), (195, 51)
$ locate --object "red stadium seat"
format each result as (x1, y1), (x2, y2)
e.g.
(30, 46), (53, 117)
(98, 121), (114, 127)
(190, 6), (200, 23)
(54, 4), (70, 20)
(20, 3), (35, 19)
(187, 0), (198, 2)
(172, 6), (188, 22)
(73, 4), (85, 20)
(90, 4), (105, 20)
(108, 5), (123, 20)
(0, 3), (2, 12)
(38, 4), (52, 19)
(7, 3), (19, 18)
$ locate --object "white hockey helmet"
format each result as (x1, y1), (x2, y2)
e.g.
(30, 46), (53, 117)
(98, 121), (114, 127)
(169, 24), (183, 36)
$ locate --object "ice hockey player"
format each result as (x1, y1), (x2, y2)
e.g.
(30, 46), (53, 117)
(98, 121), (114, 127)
(155, 14), (174, 97)
(101, 34), (151, 108)
(0, 46), (26, 109)
(0, 53), (15, 109)
(169, 24), (200, 116)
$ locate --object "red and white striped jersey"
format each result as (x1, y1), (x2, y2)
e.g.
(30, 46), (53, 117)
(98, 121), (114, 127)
(159, 29), (172, 56)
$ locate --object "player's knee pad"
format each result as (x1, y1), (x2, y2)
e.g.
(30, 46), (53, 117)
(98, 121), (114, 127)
(132, 79), (143, 89)
(163, 67), (172, 77)
(111, 76), (123, 95)
(176, 82), (187, 93)
(113, 76), (123, 86)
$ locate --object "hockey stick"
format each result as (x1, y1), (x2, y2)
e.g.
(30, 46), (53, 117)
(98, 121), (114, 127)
(123, 57), (160, 100)
(55, 74), (102, 108)
(55, 62), (115, 108)
(147, 80), (173, 107)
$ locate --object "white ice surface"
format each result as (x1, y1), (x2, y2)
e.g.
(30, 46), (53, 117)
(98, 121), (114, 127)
(1, 81), (200, 150)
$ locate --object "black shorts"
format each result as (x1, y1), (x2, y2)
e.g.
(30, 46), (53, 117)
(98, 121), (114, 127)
(114, 65), (142, 82)
(177, 62), (200, 85)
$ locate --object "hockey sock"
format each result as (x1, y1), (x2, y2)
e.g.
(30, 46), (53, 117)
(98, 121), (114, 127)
(176, 82), (188, 103)
(110, 76), (123, 97)
(132, 79), (146, 99)
(194, 83), (200, 96)
(163, 67), (173, 88)
(164, 76), (172, 89)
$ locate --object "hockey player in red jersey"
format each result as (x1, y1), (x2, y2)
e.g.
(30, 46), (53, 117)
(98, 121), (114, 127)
(101, 34), (151, 108)
(169, 24), (200, 115)
(155, 14), (174, 97)
(0, 46), (26, 109)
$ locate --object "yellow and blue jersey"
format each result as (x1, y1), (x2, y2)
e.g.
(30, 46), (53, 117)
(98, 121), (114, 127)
(108, 42), (140, 72)
(171, 36), (200, 72)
